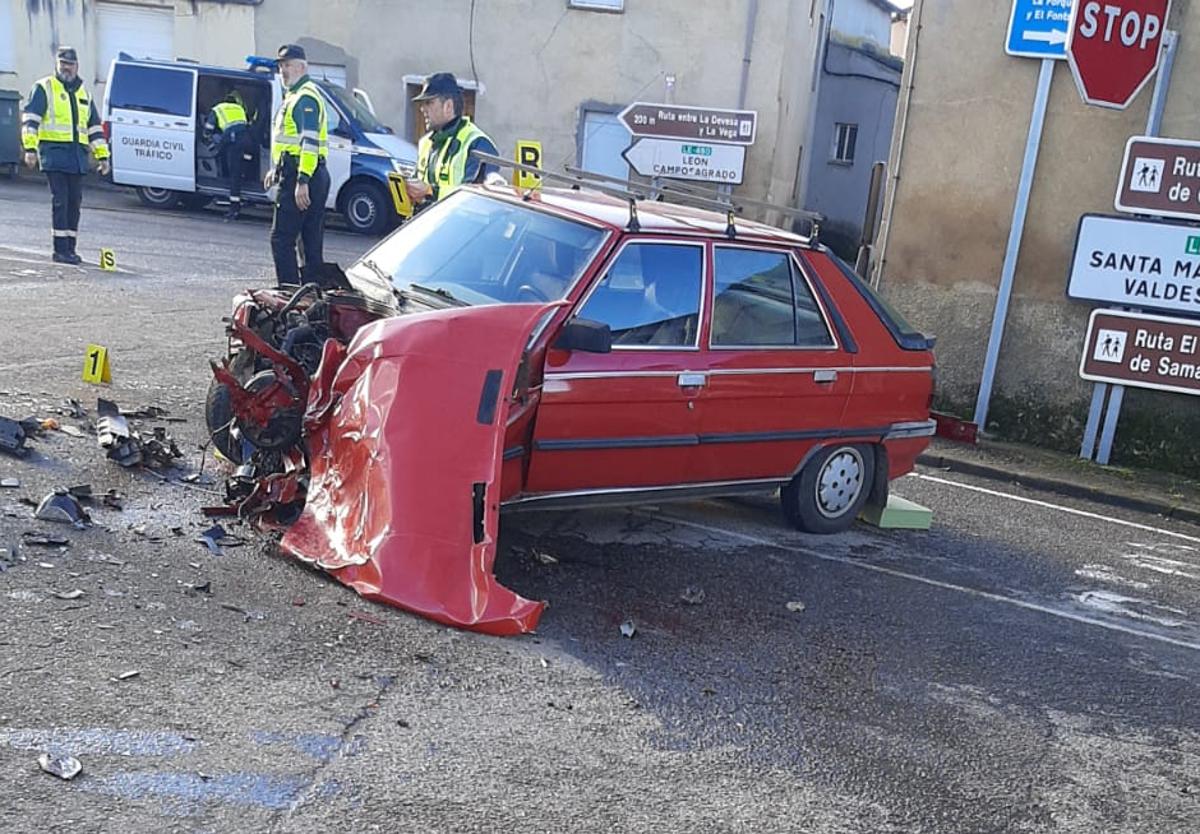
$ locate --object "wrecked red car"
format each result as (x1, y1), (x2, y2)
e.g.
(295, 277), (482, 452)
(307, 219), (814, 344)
(207, 183), (936, 635)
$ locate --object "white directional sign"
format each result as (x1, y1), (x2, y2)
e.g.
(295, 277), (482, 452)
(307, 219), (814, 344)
(621, 138), (746, 185)
(1068, 213), (1200, 316)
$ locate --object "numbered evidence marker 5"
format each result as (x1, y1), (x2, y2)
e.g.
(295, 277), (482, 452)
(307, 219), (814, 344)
(82, 344), (112, 384)
(514, 140), (543, 190)
(99, 248), (116, 271)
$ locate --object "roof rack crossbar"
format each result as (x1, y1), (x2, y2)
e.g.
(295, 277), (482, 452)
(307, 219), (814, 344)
(475, 151), (824, 241)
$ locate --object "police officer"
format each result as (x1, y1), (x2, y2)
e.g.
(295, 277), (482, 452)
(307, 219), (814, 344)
(204, 90), (252, 221)
(21, 46), (110, 265)
(266, 44), (330, 286)
(407, 72), (498, 209)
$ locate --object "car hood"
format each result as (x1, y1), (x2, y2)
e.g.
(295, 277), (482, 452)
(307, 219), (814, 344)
(280, 303), (553, 636)
(361, 132), (418, 167)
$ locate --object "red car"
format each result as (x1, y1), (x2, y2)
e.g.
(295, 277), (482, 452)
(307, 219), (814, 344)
(208, 182), (935, 635)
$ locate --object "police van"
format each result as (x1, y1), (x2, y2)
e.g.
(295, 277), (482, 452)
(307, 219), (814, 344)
(102, 55), (416, 234)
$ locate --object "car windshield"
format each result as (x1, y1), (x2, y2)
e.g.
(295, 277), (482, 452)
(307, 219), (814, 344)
(352, 192), (608, 307)
(317, 81), (388, 133)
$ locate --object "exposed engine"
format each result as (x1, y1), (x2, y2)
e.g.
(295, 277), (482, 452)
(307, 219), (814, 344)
(205, 277), (396, 521)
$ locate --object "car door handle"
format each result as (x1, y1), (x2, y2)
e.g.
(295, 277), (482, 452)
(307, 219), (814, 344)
(813, 370), (838, 383)
(677, 372), (707, 388)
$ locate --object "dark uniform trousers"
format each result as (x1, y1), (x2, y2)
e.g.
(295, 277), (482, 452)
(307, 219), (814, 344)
(270, 160), (330, 286)
(222, 126), (252, 203)
(47, 171), (84, 255)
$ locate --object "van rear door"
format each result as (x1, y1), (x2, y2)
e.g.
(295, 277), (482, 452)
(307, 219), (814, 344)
(105, 61), (198, 192)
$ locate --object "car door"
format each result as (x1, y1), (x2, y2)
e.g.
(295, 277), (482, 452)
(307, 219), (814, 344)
(690, 244), (854, 484)
(320, 90), (352, 210)
(106, 61), (197, 192)
(524, 239), (707, 495)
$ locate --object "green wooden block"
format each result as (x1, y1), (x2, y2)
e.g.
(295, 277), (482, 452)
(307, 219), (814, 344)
(860, 494), (932, 530)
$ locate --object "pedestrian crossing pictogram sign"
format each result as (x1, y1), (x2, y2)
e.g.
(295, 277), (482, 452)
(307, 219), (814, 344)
(514, 140), (542, 190)
(82, 344), (112, 384)
(99, 248), (116, 271)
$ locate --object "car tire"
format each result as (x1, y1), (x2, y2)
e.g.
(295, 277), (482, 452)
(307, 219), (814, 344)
(781, 444), (875, 534)
(341, 180), (389, 236)
(135, 186), (181, 210)
(205, 375), (242, 465)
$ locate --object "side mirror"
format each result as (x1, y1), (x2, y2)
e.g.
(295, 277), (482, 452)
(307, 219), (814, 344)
(553, 318), (612, 354)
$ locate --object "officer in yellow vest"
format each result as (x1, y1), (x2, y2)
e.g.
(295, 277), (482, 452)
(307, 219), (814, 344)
(21, 46), (110, 265)
(407, 72), (498, 209)
(204, 90), (252, 220)
(265, 44), (329, 286)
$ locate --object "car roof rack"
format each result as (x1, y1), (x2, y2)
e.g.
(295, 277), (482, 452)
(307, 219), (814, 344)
(472, 151), (822, 243)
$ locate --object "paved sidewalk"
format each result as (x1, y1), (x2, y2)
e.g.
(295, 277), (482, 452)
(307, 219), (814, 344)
(919, 436), (1200, 525)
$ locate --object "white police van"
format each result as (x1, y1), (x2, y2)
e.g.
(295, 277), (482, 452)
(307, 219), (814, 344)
(102, 55), (416, 234)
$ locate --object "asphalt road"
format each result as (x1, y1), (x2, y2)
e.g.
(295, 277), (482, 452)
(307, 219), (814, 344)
(1, 178), (1198, 833)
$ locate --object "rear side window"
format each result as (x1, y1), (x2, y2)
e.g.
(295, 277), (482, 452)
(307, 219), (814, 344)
(108, 64), (193, 117)
(578, 243), (703, 347)
(712, 247), (834, 347)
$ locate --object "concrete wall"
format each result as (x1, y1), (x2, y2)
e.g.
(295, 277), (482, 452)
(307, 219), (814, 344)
(831, 0), (892, 49)
(254, 0), (825, 208)
(875, 0), (1200, 469)
(804, 39), (899, 256)
(1, 0), (255, 100)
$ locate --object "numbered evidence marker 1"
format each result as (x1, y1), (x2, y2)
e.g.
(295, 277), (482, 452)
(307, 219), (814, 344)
(514, 140), (543, 190)
(82, 344), (112, 384)
(99, 248), (116, 271)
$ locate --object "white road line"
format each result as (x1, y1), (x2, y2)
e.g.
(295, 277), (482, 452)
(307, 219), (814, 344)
(910, 473), (1200, 545)
(648, 512), (1200, 653)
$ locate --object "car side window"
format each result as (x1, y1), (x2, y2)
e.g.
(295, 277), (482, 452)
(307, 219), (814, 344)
(577, 243), (703, 347)
(108, 64), (193, 117)
(712, 247), (834, 348)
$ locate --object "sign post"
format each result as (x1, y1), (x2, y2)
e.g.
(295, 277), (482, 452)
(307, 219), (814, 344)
(1078, 27), (1177, 464)
(975, 1), (1076, 431)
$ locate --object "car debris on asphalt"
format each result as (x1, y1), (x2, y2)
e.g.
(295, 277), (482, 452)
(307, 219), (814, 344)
(786, 600), (807, 613)
(21, 532), (69, 548)
(680, 586), (706, 606)
(34, 491), (91, 527)
(620, 620), (637, 638)
(0, 415), (31, 458)
(37, 753), (82, 781)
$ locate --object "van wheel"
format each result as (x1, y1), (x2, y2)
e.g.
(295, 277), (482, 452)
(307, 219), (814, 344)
(781, 444), (875, 534)
(342, 180), (389, 235)
(136, 186), (181, 209)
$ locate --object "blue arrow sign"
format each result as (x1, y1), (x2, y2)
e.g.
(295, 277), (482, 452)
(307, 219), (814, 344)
(1006, 0), (1075, 59)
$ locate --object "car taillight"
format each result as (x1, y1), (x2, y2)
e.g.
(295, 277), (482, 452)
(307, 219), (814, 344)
(102, 121), (110, 142)
(928, 363), (938, 411)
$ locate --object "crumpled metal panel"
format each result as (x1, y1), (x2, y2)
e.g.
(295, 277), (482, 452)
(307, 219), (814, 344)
(280, 304), (553, 636)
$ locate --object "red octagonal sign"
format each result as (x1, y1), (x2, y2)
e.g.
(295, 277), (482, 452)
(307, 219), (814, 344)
(1067, 0), (1171, 109)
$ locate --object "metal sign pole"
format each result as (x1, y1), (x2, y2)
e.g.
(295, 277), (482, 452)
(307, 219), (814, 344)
(1093, 29), (1178, 466)
(974, 58), (1056, 429)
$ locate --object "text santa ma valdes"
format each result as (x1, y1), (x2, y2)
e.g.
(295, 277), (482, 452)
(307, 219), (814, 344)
(1089, 250), (1200, 305)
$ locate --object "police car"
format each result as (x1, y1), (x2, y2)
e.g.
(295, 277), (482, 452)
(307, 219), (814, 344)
(101, 55), (416, 234)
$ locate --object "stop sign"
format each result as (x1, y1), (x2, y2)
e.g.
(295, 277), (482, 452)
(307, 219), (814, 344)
(1067, 0), (1171, 109)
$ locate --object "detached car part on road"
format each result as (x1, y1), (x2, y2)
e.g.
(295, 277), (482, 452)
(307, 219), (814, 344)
(207, 182), (937, 635)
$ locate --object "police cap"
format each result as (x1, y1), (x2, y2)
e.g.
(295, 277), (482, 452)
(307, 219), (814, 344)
(56, 46), (78, 63)
(412, 72), (460, 102)
(276, 44), (306, 62)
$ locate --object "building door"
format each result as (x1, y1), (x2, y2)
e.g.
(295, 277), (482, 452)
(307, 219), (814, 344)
(579, 109), (630, 180)
(95, 2), (174, 82)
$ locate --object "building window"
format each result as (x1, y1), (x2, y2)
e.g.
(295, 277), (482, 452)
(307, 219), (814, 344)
(832, 123), (858, 164)
(568, 0), (625, 11)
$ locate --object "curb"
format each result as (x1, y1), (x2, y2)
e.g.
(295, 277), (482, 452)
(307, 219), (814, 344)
(916, 453), (1200, 528)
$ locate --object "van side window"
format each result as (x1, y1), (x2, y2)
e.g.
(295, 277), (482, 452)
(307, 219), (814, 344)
(109, 65), (193, 117)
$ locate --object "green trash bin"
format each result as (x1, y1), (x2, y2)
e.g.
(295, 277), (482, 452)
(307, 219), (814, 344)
(0, 89), (21, 178)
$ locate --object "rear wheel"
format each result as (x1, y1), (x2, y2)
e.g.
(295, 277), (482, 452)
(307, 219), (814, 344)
(341, 180), (390, 235)
(135, 186), (181, 210)
(205, 375), (241, 464)
(781, 444), (875, 534)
